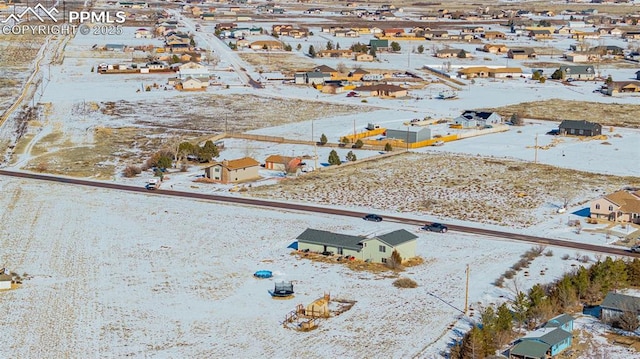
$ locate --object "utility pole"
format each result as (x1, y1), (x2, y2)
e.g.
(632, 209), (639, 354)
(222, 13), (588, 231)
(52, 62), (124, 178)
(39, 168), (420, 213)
(465, 264), (470, 315)
(406, 126), (410, 151)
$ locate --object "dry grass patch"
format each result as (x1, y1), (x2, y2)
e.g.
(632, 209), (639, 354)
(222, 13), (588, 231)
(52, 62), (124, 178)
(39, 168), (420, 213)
(393, 277), (418, 288)
(100, 94), (372, 132)
(250, 152), (640, 227)
(489, 100), (640, 128)
(237, 52), (316, 73)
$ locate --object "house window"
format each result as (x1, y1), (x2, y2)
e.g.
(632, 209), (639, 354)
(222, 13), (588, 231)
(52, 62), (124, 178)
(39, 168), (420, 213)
(609, 205), (614, 211)
(215, 167), (220, 172)
(379, 245), (386, 253)
(595, 204), (600, 210)
(337, 247), (343, 255)
(381, 258), (387, 263)
(579, 129), (584, 135)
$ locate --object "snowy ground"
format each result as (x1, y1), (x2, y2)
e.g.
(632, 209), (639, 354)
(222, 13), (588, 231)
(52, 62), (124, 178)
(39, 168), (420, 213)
(0, 176), (608, 358)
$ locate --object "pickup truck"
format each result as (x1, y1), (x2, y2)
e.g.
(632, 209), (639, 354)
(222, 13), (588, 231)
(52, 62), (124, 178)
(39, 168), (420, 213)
(422, 223), (448, 233)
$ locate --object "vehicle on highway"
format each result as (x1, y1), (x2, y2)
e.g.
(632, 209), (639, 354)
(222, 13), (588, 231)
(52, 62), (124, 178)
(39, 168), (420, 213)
(363, 214), (383, 222)
(630, 245), (640, 253)
(422, 223), (448, 233)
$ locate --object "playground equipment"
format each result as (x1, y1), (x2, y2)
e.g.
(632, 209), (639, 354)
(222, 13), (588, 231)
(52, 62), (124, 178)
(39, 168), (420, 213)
(281, 293), (357, 331)
(253, 270), (273, 279)
(269, 281), (294, 298)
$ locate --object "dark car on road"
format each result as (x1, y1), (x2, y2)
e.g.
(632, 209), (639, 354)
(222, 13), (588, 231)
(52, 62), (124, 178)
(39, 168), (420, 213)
(630, 245), (640, 253)
(422, 223), (448, 233)
(363, 214), (383, 222)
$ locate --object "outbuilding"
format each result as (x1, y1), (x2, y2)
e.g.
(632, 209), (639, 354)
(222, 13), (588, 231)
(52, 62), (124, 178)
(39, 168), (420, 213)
(385, 126), (431, 143)
(558, 119), (602, 136)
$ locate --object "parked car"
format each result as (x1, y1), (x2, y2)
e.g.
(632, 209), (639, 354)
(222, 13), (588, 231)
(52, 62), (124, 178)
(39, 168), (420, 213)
(630, 245), (640, 253)
(363, 214), (383, 222)
(422, 223), (448, 233)
(546, 129), (559, 136)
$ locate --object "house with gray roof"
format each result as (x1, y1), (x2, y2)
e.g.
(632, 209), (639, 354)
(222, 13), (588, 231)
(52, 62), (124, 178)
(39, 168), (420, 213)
(296, 228), (418, 263)
(543, 313), (575, 333)
(558, 65), (596, 80)
(509, 325), (573, 359)
(600, 292), (640, 324)
(454, 111), (502, 128)
(558, 119), (602, 136)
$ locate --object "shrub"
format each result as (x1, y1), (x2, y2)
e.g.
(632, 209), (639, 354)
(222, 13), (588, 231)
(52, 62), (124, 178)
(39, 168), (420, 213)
(504, 269), (516, 279)
(122, 165), (142, 178)
(393, 277), (417, 288)
(384, 143), (393, 152)
(579, 255), (590, 263)
(494, 276), (505, 287)
(386, 250), (403, 270)
(544, 250), (553, 257)
(561, 254), (570, 260)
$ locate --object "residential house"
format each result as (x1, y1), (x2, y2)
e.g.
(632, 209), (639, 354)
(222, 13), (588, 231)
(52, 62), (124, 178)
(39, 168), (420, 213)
(529, 29), (553, 40)
(457, 66), (490, 79)
(334, 29), (359, 38)
(249, 40), (283, 50)
(590, 190), (640, 223)
(571, 31), (600, 40)
(482, 30), (506, 40)
(204, 157), (260, 184)
(559, 119), (602, 137)
(385, 126), (431, 143)
(0, 274), (11, 290)
(623, 31), (640, 40)
(264, 155), (301, 172)
(605, 81), (640, 96)
(145, 61), (167, 70)
(590, 45), (624, 56)
(508, 48), (537, 59)
(178, 77), (207, 91)
(435, 48), (466, 58)
(105, 44), (126, 51)
(295, 72), (330, 85)
(454, 111), (502, 128)
(600, 292), (640, 324)
(347, 68), (369, 81)
(353, 84), (407, 98)
(177, 62), (209, 80)
(215, 22), (237, 31)
(313, 65), (338, 79)
(558, 65), (596, 80)
(424, 30), (450, 39)
(317, 50), (353, 58)
(355, 53), (375, 62)
(296, 228), (418, 263)
(369, 39), (389, 50)
(543, 314), (575, 333)
(383, 28), (405, 37)
(461, 26), (484, 34)
(509, 327), (573, 359)
(482, 44), (508, 54)
(134, 28), (152, 39)
(489, 67), (523, 78)
(565, 52), (590, 63)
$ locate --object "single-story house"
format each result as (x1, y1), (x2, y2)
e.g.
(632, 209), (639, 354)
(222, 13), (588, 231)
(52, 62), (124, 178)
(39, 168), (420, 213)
(296, 228), (418, 263)
(317, 49), (353, 58)
(355, 53), (374, 62)
(482, 44), (508, 54)
(509, 326), (573, 359)
(482, 30), (506, 39)
(454, 111), (502, 128)
(369, 39), (388, 50)
(489, 67), (522, 78)
(543, 314), (575, 333)
(264, 155), (301, 172)
(0, 274), (11, 290)
(204, 157), (261, 184)
(353, 84), (408, 98)
(508, 48), (537, 59)
(134, 28), (152, 38)
(179, 77), (207, 90)
(249, 40), (283, 50)
(564, 52), (590, 63)
(558, 119), (601, 136)
(558, 65), (596, 80)
(177, 62), (209, 79)
(590, 190), (640, 223)
(347, 68), (369, 81)
(313, 65), (339, 79)
(457, 66), (490, 79)
(435, 48), (466, 58)
(424, 30), (450, 39)
(600, 292), (640, 324)
(605, 81), (640, 96)
(294, 72), (330, 85)
(529, 29), (553, 40)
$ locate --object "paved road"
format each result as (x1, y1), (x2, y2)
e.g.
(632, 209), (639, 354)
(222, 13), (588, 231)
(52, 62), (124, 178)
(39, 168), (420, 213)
(0, 169), (637, 258)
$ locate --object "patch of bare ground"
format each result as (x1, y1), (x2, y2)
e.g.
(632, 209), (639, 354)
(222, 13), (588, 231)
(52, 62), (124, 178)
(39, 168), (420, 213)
(237, 52), (316, 73)
(21, 127), (180, 179)
(96, 94), (371, 132)
(489, 100), (640, 128)
(249, 152), (640, 228)
(0, 34), (46, 110)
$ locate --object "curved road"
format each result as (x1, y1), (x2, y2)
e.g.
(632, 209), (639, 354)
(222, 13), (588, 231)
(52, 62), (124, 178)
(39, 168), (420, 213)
(0, 169), (637, 258)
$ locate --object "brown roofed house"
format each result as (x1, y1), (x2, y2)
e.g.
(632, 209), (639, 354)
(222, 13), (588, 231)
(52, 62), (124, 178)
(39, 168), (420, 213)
(590, 190), (640, 223)
(204, 157), (260, 183)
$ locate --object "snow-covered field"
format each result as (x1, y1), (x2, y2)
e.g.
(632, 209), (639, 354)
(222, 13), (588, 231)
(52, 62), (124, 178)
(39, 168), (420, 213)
(0, 176), (602, 358)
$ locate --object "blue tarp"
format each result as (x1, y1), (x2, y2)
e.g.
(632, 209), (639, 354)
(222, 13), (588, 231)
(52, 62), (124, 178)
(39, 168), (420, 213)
(287, 241), (298, 250)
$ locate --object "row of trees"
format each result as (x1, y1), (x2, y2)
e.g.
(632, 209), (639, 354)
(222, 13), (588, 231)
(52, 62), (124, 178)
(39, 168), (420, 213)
(450, 256), (640, 358)
(309, 42), (401, 58)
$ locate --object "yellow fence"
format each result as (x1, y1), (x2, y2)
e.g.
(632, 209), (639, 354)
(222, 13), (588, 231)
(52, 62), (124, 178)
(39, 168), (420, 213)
(374, 35), (426, 41)
(343, 128), (386, 143)
(357, 131), (459, 149)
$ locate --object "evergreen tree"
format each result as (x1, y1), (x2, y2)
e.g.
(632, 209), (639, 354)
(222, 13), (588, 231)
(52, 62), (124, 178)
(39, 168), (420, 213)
(417, 45), (424, 54)
(353, 139), (364, 148)
(369, 46), (376, 57)
(326, 40), (334, 50)
(390, 41), (401, 52)
(336, 42), (341, 50)
(551, 69), (564, 80)
(346, 151), (357, 161)
(308, 45), (316, 58)
(458, 49), (467, 58)
(296, 43), (302, 51)
(319, 133), (328, 145)
(328, 150), (341, 165)
(384, 143), (392, 152)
